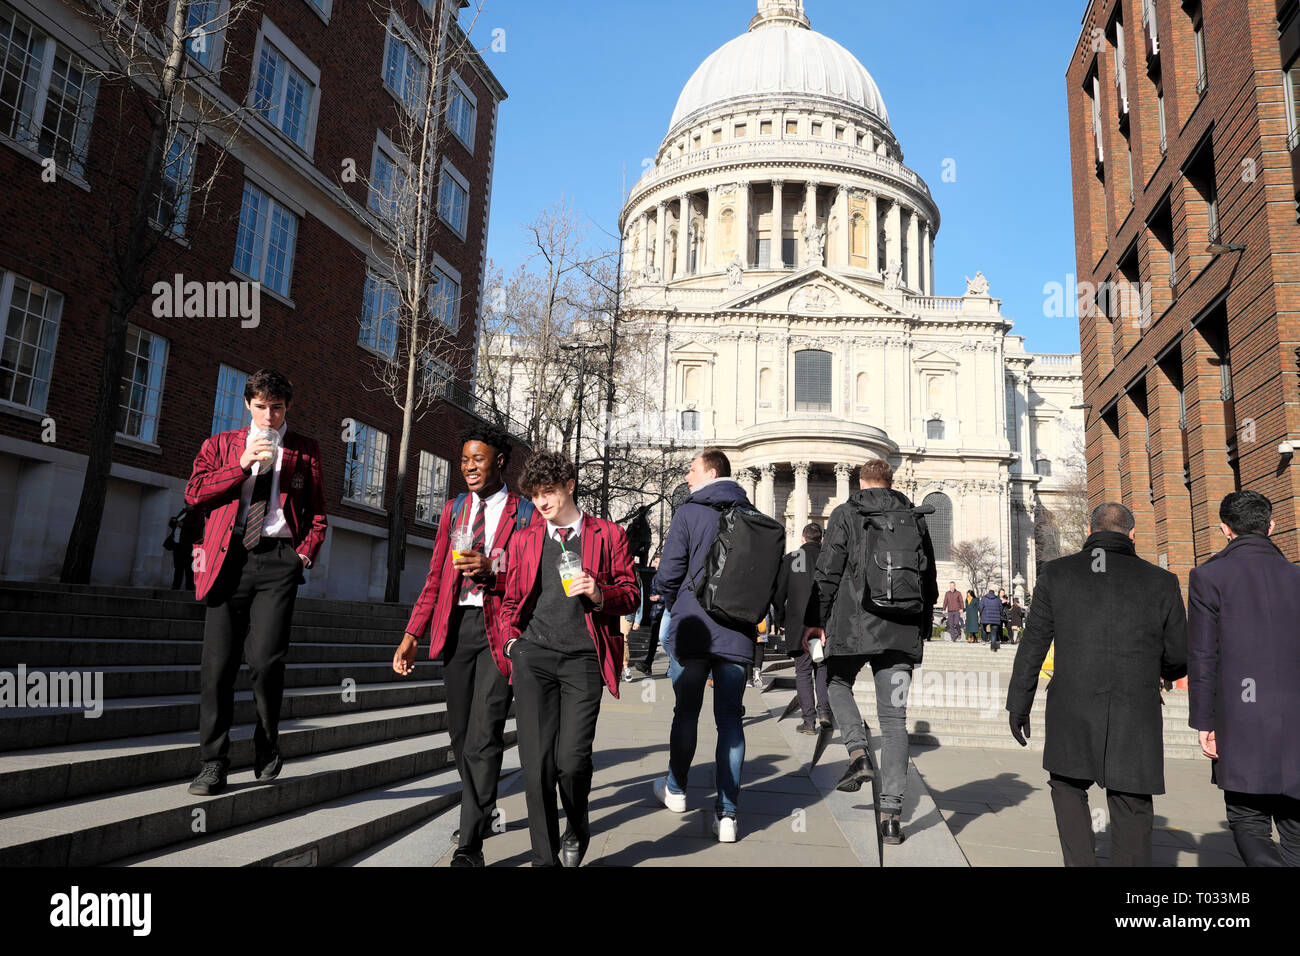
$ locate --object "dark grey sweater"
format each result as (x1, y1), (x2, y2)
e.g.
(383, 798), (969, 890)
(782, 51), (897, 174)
(521, 531), (593, 656)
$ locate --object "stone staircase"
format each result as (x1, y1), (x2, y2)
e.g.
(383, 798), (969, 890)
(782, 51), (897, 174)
(0, 583), (516, 866)
(766, 639), (1202, 759)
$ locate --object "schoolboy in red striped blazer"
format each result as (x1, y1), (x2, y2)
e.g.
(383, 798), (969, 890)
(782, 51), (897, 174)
(501, 450), (638, 866)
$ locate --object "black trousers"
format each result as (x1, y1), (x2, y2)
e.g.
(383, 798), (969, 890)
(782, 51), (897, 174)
(511, 640), (604, 866)
(640, 607), (664, 671)
(791, 649), (830, 723)
(199, 537), (301, 764)
(1048, 773), (1154, 866)
(444, 606), (513, 855)
(1224, 791), (1300, 867)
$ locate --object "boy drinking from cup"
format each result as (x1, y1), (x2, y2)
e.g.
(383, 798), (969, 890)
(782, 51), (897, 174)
(501, 450), (639, 866)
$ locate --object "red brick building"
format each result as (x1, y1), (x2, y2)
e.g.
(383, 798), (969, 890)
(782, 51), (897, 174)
(1067, 0), (1300, 584)
(0, 0), (515, 600)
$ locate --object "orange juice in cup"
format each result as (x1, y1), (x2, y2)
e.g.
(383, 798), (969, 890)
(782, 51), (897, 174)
(450, 528), (473, 560)
(557, 551), (583, 596)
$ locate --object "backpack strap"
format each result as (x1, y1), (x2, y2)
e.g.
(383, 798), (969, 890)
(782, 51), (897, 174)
(515, 498), (536, 531)
(450, 493), (469, 533)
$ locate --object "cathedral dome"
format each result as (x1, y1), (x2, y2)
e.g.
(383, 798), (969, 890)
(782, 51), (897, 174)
(667, 1), (889, 133)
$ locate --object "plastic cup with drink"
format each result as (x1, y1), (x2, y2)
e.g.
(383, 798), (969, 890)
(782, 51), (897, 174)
(557, 549), (583, 597)
(450, 527), (474, 561)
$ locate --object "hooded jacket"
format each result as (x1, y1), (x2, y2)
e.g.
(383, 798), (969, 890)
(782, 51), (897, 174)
(813, 486), (939, 661)
(653, 478), (757, 665)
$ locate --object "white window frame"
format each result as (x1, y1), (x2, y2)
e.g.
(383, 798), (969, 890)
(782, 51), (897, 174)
(0, 270), (62, 414)
(173, 0), (231, 75)
(303, 0), (332, 26)
(430, 255), (461, 331)
(415, 450), (451, 525)
(445, 68), (477, 153)
(152, 125), (197, 237)
(116, 324), (169, 446)
(232, 179), (299, 299)
(0, 3), (99, 181)
(211, 363), (251, 434)
(1286, 59), (1300, 151)
(368, 130), (410, 222)
(247, 16), (321, 156)
(382, 12), (430, 116)
(342, 421), (389, 510)
(359, 271), (400, 361)
(437, 158), (470, 239)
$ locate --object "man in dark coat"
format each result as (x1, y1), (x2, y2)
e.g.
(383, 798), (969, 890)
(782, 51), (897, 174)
(774, 522), (830, 734)
(1188, 491), (1300, 866)
(1007, 502), (1187, 866)
(979, 589), (1003, 649)
(809, 458), (938, 846)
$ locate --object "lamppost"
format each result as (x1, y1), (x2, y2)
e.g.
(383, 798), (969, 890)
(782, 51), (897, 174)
(560, 341), (606, 507)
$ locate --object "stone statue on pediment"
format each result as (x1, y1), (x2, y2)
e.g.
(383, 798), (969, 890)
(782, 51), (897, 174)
(802, 221), (826, 267)
(884, 258), (902, 290)
(727, 254), (744, 287)
(964, 270), (990, 296)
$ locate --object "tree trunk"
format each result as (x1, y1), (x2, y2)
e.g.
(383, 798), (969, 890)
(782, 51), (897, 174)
(385, 348), (419, 603)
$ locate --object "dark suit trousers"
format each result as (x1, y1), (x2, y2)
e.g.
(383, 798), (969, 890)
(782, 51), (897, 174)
(511, 641), (603, 866)
(199, 537), (301, 764)
(1048, 773), (1153, 866)
(1224, 791), (1300, 867)
(444, 606), (513, 855)
(791, 649), (830, 723)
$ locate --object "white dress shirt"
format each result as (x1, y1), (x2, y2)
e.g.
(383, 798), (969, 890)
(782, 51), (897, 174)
(235, 421), (291, 540)
(545, 513), (584, 545)
(457, 483), (510, 607)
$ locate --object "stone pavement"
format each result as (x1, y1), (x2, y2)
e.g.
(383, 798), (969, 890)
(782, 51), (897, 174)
(911, 745), (1244, 867)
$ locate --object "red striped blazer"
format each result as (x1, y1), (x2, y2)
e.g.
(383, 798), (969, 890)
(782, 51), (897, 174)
(502, 515), (640, 697)
(184, 429), (328, 601)
(404, 491), (542, 677)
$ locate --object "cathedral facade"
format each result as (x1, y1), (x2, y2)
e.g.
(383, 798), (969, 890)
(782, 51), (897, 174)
(615, 0), (1085, 593)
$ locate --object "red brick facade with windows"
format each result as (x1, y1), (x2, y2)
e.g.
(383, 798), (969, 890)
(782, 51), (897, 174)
(0, 0), (519, 599)
(1067, 0), (1300, 585)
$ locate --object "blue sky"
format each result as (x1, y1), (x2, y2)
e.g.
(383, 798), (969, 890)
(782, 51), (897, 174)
(468, 0), (1087, 355)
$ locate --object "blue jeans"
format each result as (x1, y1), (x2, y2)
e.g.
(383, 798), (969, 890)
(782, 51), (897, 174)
(659, 609), (678, 671)
(666, 655), (747, 817)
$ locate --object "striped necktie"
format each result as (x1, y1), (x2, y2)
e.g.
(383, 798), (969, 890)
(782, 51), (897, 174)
(242, 465), (274, 549)
(458, 498), (487, 600)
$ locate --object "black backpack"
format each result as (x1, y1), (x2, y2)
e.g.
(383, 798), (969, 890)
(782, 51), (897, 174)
(692, 502), (786, 630)
(856, 498), (934, 615)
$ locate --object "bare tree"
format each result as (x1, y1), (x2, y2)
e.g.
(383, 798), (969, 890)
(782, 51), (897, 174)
(60, 0), (255, 582)
(951, 537), (1001, 594)
(337, 1), (488, 602)
(1036, 423), (1090, 566)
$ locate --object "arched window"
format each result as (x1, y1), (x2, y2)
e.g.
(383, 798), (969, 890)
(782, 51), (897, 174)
(855, 371), (869, 407)
(927, 418), (945, 441)
(682, 365), (701, 403)
(681, 409), (700, 432)
(1036, 457), (1053, 477)
(923, 492), (952, 562)
(794, 349), (832, 412)
(758, 367), (772, 403)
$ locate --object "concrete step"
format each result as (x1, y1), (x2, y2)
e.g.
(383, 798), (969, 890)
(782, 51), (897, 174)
(0, 611), (401, 645)
(120, 759), (520, 866)
(0, 637), (400, 668)
(0, 659), (440, 701)
(0, 679), (444, 751)
(0, 582), (414, 623)
(0, 701), (455, 812)
(0, 723), (516, 866)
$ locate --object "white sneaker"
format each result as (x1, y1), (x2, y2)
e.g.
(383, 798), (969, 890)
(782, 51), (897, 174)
(621, 667), (634, 682)
(713, 814), (738, 843)
(653, 777), (687, 812)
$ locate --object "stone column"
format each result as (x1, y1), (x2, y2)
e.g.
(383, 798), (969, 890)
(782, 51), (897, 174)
(920, 221), (931, 295)
(640, 213), (651, 275)
(656, 201), (668, 277)
(834, 461), (852, 507)
(835, 185), (850, 268)
(737, 182), (751, 267)
(885, 199), (902, 274)
(736, 466), (757, 503)
(866, 190), (878, 272)
(706, 185), (719, 273)
(803, 181), (817, 267)
(906, 208), (920, 290)
(793, 461), (810, 538)
(772, 179), (785, 269)
(758, 463), (776, 516)
(676, 192), (690, 279)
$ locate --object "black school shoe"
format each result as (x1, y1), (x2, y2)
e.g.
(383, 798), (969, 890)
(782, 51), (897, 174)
(450, 849), (484, 867)
(797, 721), (818, 735)
(254, 746), (282, 781)
(835, 755), (874, 792)
(880, 814), (905, 845)
(188, 761), (227, 796)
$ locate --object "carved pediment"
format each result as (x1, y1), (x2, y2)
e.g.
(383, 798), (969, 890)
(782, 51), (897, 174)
(717, 267), (909, 318)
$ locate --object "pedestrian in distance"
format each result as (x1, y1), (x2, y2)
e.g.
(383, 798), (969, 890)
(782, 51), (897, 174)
(774, 522), (832, 735)
(1007, 597), (1026, 645)
(940, 580), (964, 642)
(979, 589), (1003, 651)
(1006, 502), (1187, 867)
(807, 458), (938, 846)
(964, 589), (980, 643)
(1188, 490), (1300, 866)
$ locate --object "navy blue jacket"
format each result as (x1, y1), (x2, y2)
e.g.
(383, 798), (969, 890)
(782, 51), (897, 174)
(652, 478), (756, 665)
(1188, 534), (1300, 800)
(978, 592), (1003, 625)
